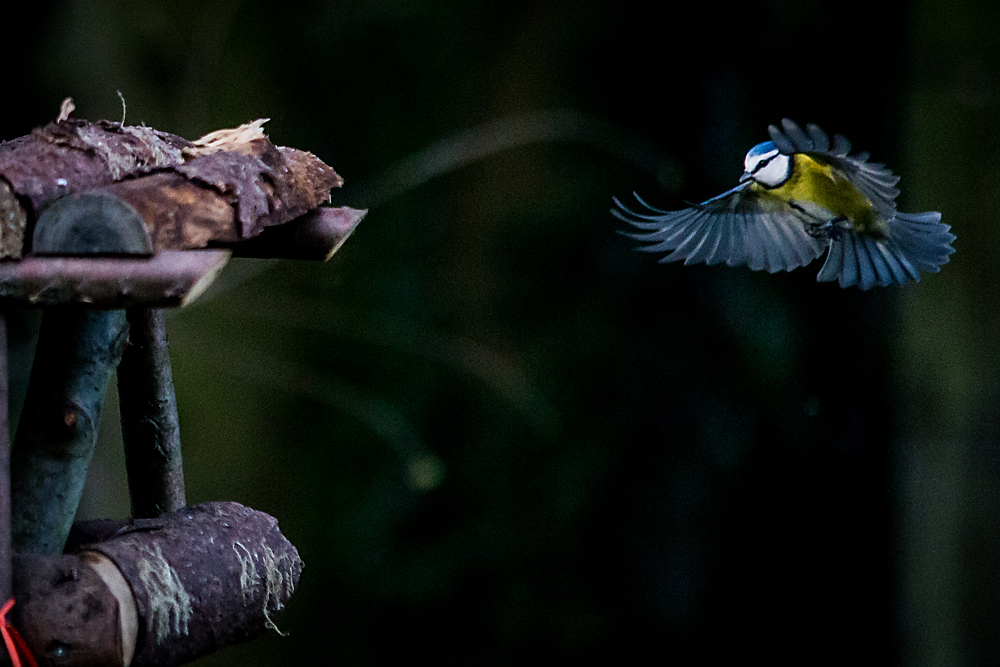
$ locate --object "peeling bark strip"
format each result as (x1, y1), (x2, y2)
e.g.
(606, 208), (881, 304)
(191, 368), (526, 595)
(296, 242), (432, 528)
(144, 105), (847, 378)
(0, 180), (28, 258)
(103, 138), (343, 252)
(54, 502), (303, 667)
(0, 119), (188, 216)
(0, 109), (348, 258)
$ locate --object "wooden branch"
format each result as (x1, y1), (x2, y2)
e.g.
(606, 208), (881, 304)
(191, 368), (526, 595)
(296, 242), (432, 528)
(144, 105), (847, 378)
(0, 250), (231, 308)
(230, 206), (367, 261)
(33, 190), (154, 256)
(117, 308), (186, 518)
(9, 502), (303, 667)
(10, 308), (129, 554)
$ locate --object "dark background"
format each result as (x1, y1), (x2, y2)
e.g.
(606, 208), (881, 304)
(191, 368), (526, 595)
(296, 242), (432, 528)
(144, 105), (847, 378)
(3, 0), (997, 665)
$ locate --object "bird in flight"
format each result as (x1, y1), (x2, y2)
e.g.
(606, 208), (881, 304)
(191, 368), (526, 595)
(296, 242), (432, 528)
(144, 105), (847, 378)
(614, 119), (955, 289)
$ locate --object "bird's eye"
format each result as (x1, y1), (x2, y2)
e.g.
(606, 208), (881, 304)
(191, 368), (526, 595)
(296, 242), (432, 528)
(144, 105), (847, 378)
(752, 157), (772, 173)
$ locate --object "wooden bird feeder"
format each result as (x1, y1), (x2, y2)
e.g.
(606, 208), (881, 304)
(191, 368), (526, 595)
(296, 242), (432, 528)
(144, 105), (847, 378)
(0, 99), (365, 666)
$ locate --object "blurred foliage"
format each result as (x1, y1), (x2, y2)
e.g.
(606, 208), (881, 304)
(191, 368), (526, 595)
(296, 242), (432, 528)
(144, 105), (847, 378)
(2, 0), (1000, 664)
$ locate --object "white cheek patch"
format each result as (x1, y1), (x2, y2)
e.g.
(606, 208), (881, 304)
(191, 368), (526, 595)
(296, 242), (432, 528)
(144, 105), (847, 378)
(753, 154), (791, 187)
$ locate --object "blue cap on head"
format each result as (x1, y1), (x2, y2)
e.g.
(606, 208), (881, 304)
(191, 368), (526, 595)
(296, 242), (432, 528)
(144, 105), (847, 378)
(746, 141), (776, 159)
(743, 140), (781, 177)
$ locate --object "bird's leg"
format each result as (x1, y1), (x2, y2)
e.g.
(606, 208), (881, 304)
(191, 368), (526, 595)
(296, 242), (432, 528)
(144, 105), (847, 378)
(789, 201), (841, 240)
(805, 216), (848, 241)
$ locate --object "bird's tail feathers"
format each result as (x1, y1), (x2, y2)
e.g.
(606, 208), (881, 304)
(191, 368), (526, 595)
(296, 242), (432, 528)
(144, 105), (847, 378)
(816, 211), (955, 289)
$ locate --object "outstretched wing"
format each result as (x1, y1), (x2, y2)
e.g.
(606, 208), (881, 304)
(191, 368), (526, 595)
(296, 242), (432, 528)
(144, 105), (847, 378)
(613, 183), (828, 274)
(768, 118), (900, 220)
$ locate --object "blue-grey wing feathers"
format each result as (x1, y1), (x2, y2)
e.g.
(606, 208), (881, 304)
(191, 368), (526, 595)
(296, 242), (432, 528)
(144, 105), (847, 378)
(770, 118), (899, 219)
(613, 186), (826, 274)
(806, 123), (829, 153)
(816, 211), (955, 289)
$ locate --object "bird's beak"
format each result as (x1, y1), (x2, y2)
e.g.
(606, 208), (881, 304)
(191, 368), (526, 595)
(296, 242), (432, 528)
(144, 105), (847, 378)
(739, 171), (752, 182)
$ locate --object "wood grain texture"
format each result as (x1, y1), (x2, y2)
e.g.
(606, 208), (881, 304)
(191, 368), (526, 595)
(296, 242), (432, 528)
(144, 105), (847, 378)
(0, 250), (231, 308)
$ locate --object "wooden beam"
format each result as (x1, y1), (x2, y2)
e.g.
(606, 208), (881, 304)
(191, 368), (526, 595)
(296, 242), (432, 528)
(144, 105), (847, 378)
(0, 250), (230, 308)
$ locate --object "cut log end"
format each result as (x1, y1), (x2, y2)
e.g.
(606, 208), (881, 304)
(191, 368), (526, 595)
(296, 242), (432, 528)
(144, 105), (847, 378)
(230, 206), (366, 261)
(0, 179), (27, 260)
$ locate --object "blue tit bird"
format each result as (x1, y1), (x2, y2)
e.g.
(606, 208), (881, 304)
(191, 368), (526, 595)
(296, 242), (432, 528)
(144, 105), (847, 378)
(613, 119), (955, 289)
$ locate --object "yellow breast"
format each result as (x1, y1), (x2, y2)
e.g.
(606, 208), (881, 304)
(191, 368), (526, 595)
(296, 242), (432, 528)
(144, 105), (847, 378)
(768, 154), (884, 236)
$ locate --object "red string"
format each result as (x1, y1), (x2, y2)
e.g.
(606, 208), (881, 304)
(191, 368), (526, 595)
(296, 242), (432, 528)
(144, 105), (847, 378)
(0, 599), (20, 667)
(0, 599), (36, 667)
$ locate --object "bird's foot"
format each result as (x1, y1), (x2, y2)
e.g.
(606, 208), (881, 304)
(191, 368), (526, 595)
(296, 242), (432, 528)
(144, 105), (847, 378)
(806, 218), (847, 241)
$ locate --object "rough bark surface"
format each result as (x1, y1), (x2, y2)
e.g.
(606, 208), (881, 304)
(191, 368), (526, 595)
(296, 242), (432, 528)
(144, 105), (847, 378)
(118, 308), (186, 519)
(12, 502), (301, 667)
(0, 111), (349, 260)
(0, 119), (188, 214)
(64, 502), (303, 667)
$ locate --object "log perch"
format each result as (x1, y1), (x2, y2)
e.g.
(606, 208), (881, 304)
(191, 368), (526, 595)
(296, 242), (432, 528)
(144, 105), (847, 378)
(8, 502), (303, 667)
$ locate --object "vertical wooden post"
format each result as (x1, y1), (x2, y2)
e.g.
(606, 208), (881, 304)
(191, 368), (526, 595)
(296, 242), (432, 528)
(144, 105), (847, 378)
(117, 308), (186, 518)
(10, 309), (129, 554)
(0, 312), (10, 603)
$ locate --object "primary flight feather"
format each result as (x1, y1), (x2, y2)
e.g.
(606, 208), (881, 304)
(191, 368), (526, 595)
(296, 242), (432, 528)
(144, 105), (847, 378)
(613, 119), (955, 289)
